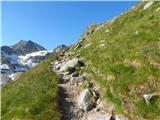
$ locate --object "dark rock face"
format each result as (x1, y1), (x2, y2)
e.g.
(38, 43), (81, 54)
(1, 46), (15, 55)
(1, 56), (11, 64)
(11, 40), (46, 55)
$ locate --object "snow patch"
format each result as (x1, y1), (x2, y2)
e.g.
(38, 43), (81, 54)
(9, 72), (22, 80)
(0, 64), (10, 70)
(19, 50), (49, 60)
(18, 50), (49, 67)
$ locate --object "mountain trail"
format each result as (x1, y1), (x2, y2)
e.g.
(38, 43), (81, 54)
(58, 81), (84, 120)
(52, 52), (85, 120)
(51, 51), (123, 120)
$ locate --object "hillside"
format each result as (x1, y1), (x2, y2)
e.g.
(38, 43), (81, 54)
(1, 53), (61, 120)
(1, 1), (160, 120)
(70, 1), (160, 120)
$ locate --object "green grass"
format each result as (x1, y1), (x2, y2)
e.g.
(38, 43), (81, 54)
(72, 1), (160, 119)
(1, 53), (61, 120)
(2, 1), (160, 120)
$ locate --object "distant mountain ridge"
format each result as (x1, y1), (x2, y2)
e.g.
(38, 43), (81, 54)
(1, 40), (46, 56)
(0, 40), (49, 86)
(10, 40), (46, 55)
(0, 40), (68, 86)
(1, 46), (15, 55)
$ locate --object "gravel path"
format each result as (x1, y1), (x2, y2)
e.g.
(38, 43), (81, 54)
(58, 79), (85, 120)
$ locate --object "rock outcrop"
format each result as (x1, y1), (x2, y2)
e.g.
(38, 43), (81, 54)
(60, 58), (79, 72)
(77, 89), (95, 111)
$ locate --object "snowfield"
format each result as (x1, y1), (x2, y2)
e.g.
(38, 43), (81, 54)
(18, 50), (50, 67)
(1, 50), (50, 86)
(0, 64), (10, 70)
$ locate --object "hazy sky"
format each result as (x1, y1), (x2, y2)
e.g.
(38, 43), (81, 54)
(2, 1), (138, 50)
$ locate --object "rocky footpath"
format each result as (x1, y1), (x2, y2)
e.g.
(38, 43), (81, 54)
(52, 51), (127, 120)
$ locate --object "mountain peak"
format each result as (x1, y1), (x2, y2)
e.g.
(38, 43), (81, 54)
(11, 40), (46, 55)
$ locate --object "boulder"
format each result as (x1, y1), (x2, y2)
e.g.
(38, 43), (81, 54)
(87, 112), (127, 120)
(87, 113), (111, 120)
(60, 58), (79, 72)
(70, 77), (78, 86)
(115, 115), (127, 120)
(77, 89), (95, 111)
(70, 76), (86, 86)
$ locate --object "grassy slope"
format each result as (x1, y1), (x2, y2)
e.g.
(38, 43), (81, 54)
(2, 53), (60, 120)
(73, 1), (160, 120)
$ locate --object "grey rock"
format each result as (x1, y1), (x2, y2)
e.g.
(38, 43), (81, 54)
(87, 113), (111, 120)
(77, 89), (95, 111)
(60, 58), (79, 72)
(115, 115), (127, 120)
(87, 112), (127, 120)
(70, 76), (86, 86)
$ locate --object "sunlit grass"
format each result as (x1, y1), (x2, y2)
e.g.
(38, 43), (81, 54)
(2, 53), (61, 120)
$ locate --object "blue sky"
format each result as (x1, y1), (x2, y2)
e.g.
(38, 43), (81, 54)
(2, 1), (138, 50)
